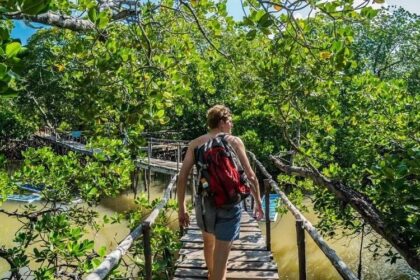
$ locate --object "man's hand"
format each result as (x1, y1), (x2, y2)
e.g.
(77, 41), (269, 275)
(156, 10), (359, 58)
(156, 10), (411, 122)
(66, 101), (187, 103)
(178, 209), (190, 228)
(253, 202), (264, 221)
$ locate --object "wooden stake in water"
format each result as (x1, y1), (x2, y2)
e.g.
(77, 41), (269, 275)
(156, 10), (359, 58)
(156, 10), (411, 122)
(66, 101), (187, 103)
(264, 179), (271, 251)
(296, 219), (306, 280)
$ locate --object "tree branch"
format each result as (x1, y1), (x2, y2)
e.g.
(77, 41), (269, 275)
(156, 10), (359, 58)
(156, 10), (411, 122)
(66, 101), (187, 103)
(179, 0), (231, 61)
(7, 11), (95, 31)
(0, 248), (23, 280)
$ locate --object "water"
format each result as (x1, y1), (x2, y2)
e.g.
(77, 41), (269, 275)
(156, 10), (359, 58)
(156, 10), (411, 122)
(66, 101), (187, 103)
(0, 201), (130, 275)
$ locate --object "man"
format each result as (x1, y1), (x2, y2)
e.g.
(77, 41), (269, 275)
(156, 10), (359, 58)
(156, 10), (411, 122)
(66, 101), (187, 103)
(177, 105), (264, 280)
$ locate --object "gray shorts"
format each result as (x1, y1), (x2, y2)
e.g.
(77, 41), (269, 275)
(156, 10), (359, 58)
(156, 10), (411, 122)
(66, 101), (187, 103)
(194, 195), (241, 241)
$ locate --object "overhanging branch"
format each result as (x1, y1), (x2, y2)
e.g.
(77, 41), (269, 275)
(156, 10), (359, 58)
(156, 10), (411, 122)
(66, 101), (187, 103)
(7, 11), (95, 31)
(179, 0), (231, 61)
(270, 155), (420, 272)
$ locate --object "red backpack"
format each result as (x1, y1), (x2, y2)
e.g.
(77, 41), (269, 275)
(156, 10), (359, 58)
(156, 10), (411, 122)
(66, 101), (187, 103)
(195, 134), (250, 208)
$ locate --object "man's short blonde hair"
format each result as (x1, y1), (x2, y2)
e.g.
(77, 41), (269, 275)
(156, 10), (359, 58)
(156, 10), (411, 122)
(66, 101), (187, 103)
(206, 105), (232, 129)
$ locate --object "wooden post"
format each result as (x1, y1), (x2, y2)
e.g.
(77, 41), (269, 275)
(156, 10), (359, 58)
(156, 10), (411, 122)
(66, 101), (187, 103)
(147, 138), (152, 201)
(296, 219), (306, 280)
(190, 173), (195, 205)
(264, 179), (271, 251)
(131, 165), (138, 198)
(143, 169), (147, 192)
(142, 221), (152, 280)
(176, 143), (181, 172)
(251, 161), (257, 211)
(135, 167), (140, 192)
(357, 224), (365, 280)
(147, 169), (151, 202)
(148, 138), (152, 165)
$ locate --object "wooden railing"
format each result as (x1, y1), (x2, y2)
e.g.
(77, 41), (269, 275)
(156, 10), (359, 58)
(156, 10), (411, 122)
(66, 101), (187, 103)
(145, 137), (189, 172)
(248, 151), (358, 280)
(38, 127), (87, 143)
(85, 174), (178, 280)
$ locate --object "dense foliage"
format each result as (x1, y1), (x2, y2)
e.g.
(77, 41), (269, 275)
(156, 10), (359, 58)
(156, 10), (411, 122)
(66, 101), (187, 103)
(0, 0), (419, 278)
(0, 145), (179, 279)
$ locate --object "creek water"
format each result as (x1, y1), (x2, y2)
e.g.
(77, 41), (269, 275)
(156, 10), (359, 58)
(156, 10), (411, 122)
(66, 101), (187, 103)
(1, 173), (419, 279)
(262, 205), (419, 280)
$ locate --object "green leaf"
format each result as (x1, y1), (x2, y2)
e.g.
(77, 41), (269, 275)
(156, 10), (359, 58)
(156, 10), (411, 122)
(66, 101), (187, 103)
(5, 42), (21, 58)
(0, 63), (7, 79)
(332, 41), (344, 52)
(258, 13), (273, 28)
(88, 187), (98, 196)
(156, 109), (165, 118)
(120, 49), (129, 62)
(97, 10), (110, 29)
(0, 26), (10, 41)
(361, 7), (379, 19)
(88, 8), (98, 22)
(242, 16), (254, 27)
(98, 246), (107, 257)
(251, 10), (265, 22)
(246, 29), (257, 40)
(21, 0), (50, 15)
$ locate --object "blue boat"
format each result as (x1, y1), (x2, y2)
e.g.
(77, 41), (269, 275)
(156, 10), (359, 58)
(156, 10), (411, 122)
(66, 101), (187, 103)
(261, 193), (281, 222)
(1, 194), (41, 203)
(17, 183), (44, 193)
(1, 183), (44, 203)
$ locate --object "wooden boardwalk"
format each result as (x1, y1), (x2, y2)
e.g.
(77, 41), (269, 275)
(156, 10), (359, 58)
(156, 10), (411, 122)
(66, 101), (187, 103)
(174, 209), (279, 280)
(137, 158), (198, 176)
(35, 134), (101, 155)
(137, 158), (187, 175)
(35, 133), (280, 279)
(37, 133), (183, 174)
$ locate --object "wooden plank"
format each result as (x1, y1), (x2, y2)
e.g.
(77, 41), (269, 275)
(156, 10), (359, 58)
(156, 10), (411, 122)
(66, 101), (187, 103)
(186, 225), (260, 232)
(36, 135), (100, 155)
(174, 268), (279, 279)
(179, 249), (273, 262)
(172, 278), (206, 280)
(189, 217), (259, 227)
(176, 207), (279, 279)
(190, 212), (256, 223)
(181, 231), (265, 244)
(182, 242), (267, 251)
(137, 158), (196, 175)
(176, 259), (278, 271)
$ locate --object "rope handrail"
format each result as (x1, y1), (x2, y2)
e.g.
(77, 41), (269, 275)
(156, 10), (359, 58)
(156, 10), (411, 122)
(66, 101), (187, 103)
(247, 151), (358, 280)
(147, 137), (189, 145)
(85, 174), (178, 280)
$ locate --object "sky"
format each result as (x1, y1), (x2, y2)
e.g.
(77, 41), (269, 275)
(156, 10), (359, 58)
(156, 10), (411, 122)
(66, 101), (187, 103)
(11, 0), (420, 45)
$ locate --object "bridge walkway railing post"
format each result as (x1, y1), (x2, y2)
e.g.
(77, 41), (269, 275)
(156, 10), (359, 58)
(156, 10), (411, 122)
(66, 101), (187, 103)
(248, 151), (358, 280)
